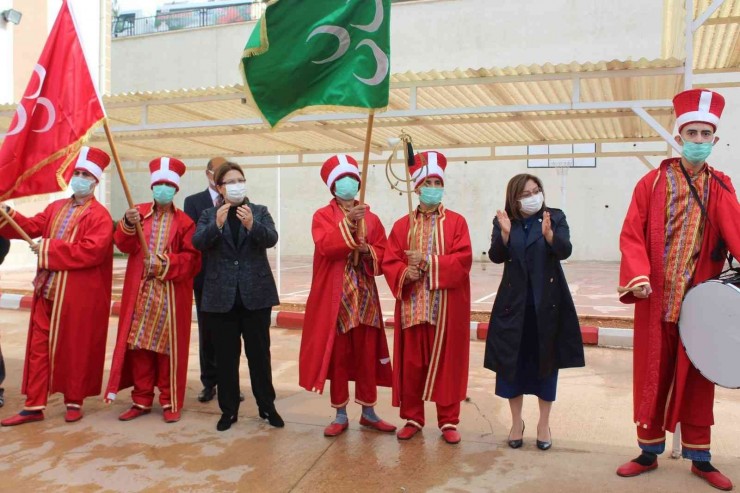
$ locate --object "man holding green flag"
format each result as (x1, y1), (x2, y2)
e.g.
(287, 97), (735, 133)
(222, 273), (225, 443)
(241, 0), (390, 127)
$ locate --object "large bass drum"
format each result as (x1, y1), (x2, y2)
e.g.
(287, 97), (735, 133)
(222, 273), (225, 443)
(679, 269), (740, 389)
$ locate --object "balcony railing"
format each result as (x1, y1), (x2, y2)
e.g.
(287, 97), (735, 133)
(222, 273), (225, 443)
(112, 0), (426, 38)
(112, 2), (264, 38)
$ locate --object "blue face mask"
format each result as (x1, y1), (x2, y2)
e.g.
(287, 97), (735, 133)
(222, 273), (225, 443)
(152, 184), (176, 205)
(419, 187), (444, 207)
(681, 138), (713, 165)
(334, 176), (359, 200)
(69, 176), (94, 197)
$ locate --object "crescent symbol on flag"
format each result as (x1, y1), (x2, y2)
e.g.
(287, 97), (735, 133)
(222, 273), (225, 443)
(354, 39), (388, 86)
(2, 105), (27, 138)
(32, 98), (56, 133)
(350, 0), (384, 33)
(307, 26), (350, 64)
(27, 64), (47, 100)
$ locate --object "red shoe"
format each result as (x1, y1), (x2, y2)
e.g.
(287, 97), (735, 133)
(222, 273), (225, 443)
(118, 406), (151, 421)
(64, 407), (83, 423)
(616, 460), (658, 477)
(691, 465), (734, 491)
(359, 416), (397, 432)
(396, 423), (421, 441)
(163, 409), (181, 423)
(442, 428), (461, 444)
(323, 421), (349, 437)
(1, 412), (45, 426)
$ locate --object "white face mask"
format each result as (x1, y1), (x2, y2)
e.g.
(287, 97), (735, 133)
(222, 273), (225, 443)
(519, 192), (544, 215)
(224, 183), (247, 203)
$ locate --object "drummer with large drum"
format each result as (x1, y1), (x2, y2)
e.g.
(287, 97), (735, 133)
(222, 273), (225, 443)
(616, 89), (740, 491)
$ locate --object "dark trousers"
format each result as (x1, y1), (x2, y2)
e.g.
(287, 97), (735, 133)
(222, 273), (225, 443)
(206, 304), (276, 418)
(194, 289), (217, 389)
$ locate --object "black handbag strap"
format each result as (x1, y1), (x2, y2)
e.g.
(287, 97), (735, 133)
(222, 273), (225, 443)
(677, 161), (733, 266)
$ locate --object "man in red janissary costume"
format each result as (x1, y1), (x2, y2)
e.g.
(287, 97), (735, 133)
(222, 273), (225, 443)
(617, 89), (740, 491)
(106, 157), (200, 424)
(383, 150), (472, 445)
(0, 147), (114, 426)
(299, 154), (396, 437)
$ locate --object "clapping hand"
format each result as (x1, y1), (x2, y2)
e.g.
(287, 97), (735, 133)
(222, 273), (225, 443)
(215, 204), (229, 229)
(496, 209), (511, 244)
(236, 204), (253, 230)
(542, 211), (554, 244)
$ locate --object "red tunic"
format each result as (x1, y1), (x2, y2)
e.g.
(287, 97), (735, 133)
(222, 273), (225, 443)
(299, 200), (392, 393)
(0, 198), (113, 399)
(105, 203), (200, 413)
(619, 158), (740, 432)
(383, 205), (472, 406)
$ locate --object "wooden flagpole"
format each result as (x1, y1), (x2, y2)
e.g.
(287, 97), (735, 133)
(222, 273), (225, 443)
(353, 110), (375, 264)
(104, 120), (149, 257)
(0, 207), (35, 245)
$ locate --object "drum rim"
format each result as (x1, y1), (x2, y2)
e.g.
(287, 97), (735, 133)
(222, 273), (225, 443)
(679, 279), (740, 389)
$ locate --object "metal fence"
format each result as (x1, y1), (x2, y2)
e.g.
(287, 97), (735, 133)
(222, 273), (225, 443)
(112, 0), (428, 38)
(112, 2), (264, 38)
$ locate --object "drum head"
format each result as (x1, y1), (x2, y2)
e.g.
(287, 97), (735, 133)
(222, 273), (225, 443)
(680, 280), (740, 389)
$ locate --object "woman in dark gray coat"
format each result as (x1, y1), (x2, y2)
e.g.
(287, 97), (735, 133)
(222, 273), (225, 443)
(192, 161), (283, 432)
(484, 173), (584, 451)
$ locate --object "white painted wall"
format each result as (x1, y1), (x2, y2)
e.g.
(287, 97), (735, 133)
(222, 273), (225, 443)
(111, 0), (664, 93)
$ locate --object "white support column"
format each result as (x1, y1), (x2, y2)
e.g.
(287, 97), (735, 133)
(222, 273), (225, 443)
(685, 0), (694, 90)
(632, 107), (682, 154)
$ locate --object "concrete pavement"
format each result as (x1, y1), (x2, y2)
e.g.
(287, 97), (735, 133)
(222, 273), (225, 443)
(0, 310), (739, 492)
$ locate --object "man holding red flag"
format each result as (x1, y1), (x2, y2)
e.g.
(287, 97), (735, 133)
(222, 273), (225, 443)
(383, 151), (472, 445)
(106, 157), (200, 424)
(0, 0), (105, 201)
(0, 147), (114, 426)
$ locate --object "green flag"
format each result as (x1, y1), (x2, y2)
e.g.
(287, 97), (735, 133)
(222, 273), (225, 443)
(240, 0), (391, 127)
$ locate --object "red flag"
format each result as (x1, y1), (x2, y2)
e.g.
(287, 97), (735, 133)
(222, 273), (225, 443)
(0, 0), (105, 200)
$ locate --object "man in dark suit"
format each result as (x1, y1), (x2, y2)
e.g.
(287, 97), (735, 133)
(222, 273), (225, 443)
(184, 157), (230, 403)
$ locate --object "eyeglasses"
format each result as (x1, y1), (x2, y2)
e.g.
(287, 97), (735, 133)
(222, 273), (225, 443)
(221, 179), (246, 185)
(519, 187), (541, 199)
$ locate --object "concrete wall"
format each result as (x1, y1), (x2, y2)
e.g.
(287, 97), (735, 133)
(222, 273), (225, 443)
(111, 0), (664, 93)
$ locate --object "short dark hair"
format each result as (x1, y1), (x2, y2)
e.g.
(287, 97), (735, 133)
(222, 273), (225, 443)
(213, 161), (243, 186)
(505, 173), (545, 221)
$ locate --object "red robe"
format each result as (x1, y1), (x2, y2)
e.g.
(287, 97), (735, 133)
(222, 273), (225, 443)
(619, 158), (740, 432)
(105, 202), (200, 413)
(299, 200), (392, 393)
(383, 205), (472, 406)
(0, 198), (113, 399)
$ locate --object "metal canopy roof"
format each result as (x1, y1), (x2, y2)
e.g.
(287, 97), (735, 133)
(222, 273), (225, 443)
(1, 1), (738, 164)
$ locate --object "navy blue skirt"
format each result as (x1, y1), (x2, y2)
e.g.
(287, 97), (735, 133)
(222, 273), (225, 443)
(495, 303), (558, 402)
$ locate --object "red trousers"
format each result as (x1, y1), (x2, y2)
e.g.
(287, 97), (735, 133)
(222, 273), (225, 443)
(399, 323), (460, 429)
(328, 325), (379, 408)
(129, 349), (171, 409)
(24, 298), (82, 410)
(637, 322), (711, 455)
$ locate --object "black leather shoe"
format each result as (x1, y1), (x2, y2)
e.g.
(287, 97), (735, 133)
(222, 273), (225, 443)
(259, 408), (285, 428)
(216, 414), (237, 431)
(508, 420), (524, 449)
(536, 427), (552, 451)
(198, 387), (216, 403)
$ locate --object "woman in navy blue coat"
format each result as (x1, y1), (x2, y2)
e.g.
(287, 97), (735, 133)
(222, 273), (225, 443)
(484, 174), (584, 451)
